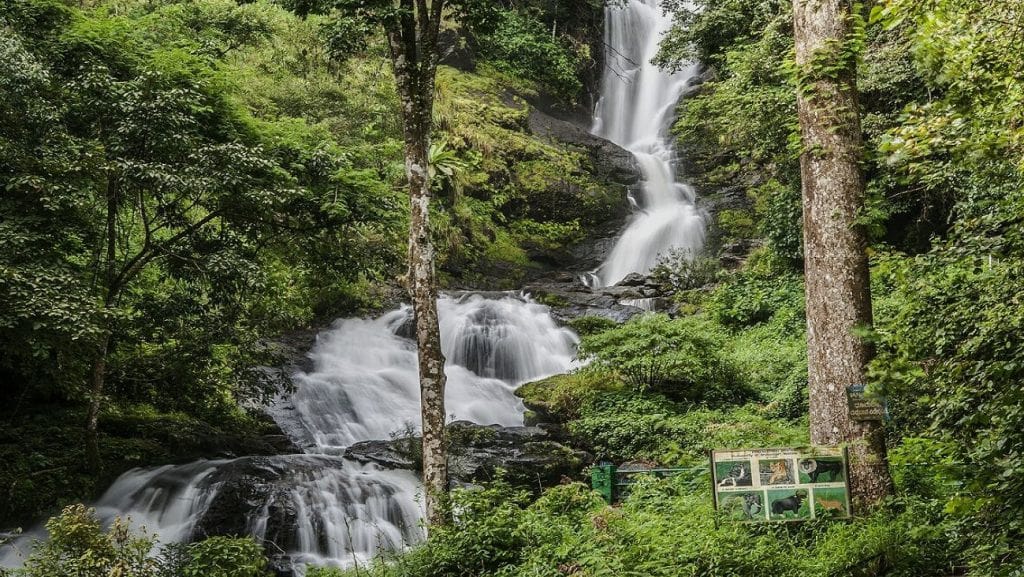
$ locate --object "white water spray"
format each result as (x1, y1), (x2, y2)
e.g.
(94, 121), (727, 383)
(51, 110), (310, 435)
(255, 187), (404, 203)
(592, 0), (705, 286)
(275, 294), (578, 452)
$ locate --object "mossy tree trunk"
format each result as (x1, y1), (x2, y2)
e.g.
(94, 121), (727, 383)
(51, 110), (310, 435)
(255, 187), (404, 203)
(792, 0), (893, 507)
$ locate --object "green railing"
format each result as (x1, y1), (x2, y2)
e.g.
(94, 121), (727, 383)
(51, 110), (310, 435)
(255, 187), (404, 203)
(591, 463), (708, 504)
(591, 461), (964, 505)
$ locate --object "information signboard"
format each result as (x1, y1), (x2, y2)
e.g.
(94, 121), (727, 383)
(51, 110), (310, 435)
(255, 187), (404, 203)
(847, 384), (886, 422)
(711, 447), (851, 522)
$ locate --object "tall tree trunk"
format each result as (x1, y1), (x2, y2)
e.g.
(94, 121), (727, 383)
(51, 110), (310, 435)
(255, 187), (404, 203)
(381, 0), (449, 529)
(405, 121), (449, 528)
(86, 177), (119, 472)
(793, 0), (892, 507)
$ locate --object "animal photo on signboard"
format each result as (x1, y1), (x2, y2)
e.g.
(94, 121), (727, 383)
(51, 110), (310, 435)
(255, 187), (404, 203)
(760, 459), (794, 485)
(812, 488), (849, 517)
(715, 460), (753, 487)
(798, 458), (845, 483)
(718, 491), (764, 521)
(767, 489), (810, 520)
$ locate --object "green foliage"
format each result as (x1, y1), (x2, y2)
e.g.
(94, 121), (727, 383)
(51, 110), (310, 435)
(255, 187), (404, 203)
(570, 395), (805, 464)
(565, 315), (618, 336)
(726, 319), (808, 420)
(324, 475), (954, 577)
(11, 505), (268, 577)
(15, 505), (158, 577)
(516, 371), (623, 421)
(577, 314), (750, 405)
(649, 249), (722, 294)
(857, 1), (1024, 572)
(0, 0), (407, 427)
(705, 254), (805, 329)
(472, 8), (589, 101)
(183, 536), (270, 577)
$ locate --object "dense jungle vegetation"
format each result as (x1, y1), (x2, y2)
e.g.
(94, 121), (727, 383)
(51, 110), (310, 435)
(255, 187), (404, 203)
(3, 0), (1024, 575)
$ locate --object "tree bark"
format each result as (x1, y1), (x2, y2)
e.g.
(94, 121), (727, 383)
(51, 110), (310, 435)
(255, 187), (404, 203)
(86, 176), (119, 472)
(85, 333), (109, 472)
(793, 0), (893, 507)
(405, 128), (449, 528)
(384, 0), (449, 528)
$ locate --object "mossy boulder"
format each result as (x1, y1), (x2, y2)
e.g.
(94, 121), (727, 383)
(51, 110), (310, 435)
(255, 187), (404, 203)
(516, 372), (624, 424)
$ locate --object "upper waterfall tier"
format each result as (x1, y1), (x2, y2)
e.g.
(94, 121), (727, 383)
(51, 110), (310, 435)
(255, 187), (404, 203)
(591, 0), (705, 287)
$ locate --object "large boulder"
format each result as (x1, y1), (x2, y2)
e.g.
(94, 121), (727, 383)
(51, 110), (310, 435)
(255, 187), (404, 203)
(447, 421), (591, 491)
(523, 277), (653, 323)
(527, 108), (640, 190)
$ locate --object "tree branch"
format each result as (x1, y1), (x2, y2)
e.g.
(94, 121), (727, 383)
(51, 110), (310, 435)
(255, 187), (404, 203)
(111, 210), (222, 298)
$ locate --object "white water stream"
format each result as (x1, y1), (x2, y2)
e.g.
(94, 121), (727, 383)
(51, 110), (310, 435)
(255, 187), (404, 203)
(1, 1), (699, 572)
(591, 0), (705, 287)
(276, 295), (577, 452)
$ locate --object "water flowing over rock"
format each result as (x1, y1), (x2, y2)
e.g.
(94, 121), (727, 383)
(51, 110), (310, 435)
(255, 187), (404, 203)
(589, 0), (706, 287)
(272, 294), (578, 452)
(2, 294), (580, 575)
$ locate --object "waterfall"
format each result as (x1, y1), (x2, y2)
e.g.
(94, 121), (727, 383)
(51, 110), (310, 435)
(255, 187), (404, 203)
(591, 0), (705, 287)
(273, 294), (579, 452)
(1, 294), (577, 574)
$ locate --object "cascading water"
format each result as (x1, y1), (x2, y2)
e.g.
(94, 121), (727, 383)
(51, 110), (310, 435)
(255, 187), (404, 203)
(275, 294), (577, 452)
(591, 0), (705, 287)
(1, 294), (577, 574)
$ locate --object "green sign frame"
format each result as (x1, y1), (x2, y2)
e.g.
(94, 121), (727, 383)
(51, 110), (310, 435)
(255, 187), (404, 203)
(711, 447), (851, 522)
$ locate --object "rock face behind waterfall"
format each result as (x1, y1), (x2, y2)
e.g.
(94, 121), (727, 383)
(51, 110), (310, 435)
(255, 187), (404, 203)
(345, 422), (591, 492)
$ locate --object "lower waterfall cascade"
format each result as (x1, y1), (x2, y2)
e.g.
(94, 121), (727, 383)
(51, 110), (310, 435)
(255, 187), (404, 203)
(0, 294), (578, 574)
(0, 0), (702, 573)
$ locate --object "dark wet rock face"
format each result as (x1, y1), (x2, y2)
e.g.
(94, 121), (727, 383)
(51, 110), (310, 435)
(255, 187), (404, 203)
(527, 108), (641, 191)
(344, 422), (591, 493)
(447, 421), (592, 491)
(523, 275), (665, 323)
(191, 457), (309, 542)
(345, 439), (417, 470)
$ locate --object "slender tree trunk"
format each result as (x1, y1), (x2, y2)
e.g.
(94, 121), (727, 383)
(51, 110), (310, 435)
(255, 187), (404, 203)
(404, 118), (449, 528)
(85, 332), (109, 471)
(382, 0), (449, 529)
(793, 0), (892, 507)
(86, 177), (119, 471)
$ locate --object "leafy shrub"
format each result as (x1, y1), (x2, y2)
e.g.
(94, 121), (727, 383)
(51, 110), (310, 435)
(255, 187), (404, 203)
(725, 316), (808, 419)
(565, 315), (618, 336)
(568, 394), (806, 464)
(649, 249), (722, 293)
(183, 536), (270, 577)
(577, 314), (751, 405)
(705, 262), (805, 329)
(515, 371), (622, 421)
(15, 505), (158, 577)
(753, 178), (804, 261)
(869, 198), (1024, 574)
(11, 505), (269, 577)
